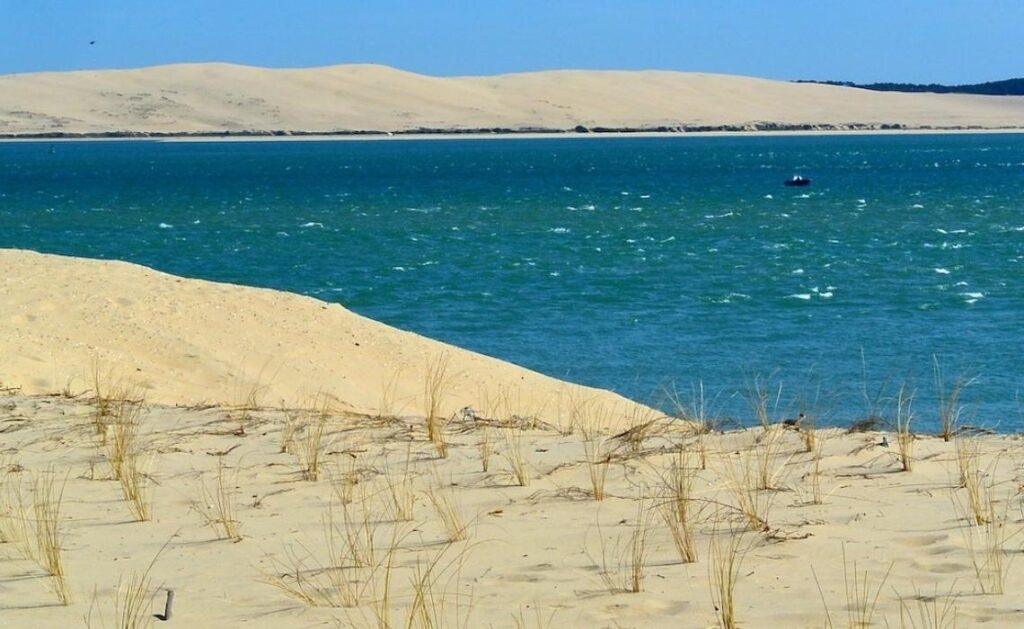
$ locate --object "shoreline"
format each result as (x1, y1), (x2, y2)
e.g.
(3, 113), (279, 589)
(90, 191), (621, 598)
(3, 125), (1024, 143)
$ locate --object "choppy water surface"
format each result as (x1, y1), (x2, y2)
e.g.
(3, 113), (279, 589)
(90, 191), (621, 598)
(2, 134), (1022, 429)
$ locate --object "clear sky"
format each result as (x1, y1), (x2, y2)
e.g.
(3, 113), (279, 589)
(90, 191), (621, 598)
(1, 1), (1021, 84)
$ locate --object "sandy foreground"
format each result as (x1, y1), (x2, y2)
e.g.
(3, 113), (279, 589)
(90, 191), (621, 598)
(2, 251), (1024, 627)
(2, 395), (1024, 628)
(3, 63), (1024, 136)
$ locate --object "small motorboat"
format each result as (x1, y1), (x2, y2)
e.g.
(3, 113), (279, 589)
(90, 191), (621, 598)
(784, 175), (811, 187)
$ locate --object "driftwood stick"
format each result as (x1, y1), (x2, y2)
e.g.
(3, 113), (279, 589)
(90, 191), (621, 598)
(156, 588), (174, 621)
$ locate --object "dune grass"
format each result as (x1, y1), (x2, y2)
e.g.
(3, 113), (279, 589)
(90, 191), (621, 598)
(500, 427), (531, 487)
(105, 389), (145, 482)
(478, 425), (493, 473)
(894, 583), (960, 629)
(33, 470), (71, 605)
(330, 454), (361, 506)
(581, 430), (611, 501)
(424, 470), (469, 543)
(657, 448), (699, 563)
(0, 463), (34, 560)
(423, 353), (453, 458)
(954, 486), (1015, 595)
(812, 545), (892, 629)
(754, 425), (788, 490)
(708, 526), (747, 629)
(591, 492), (652, 594)
(745, 371), (782, 431)
(194, 459), (241, 542)
(894, 384), (916, 473)
(809, 428), (830, 505)
(296, 398), (332, 482)
(118, 451), (154, 522)
(933, 357), (975, 443)
(86, 539), (172, 629)
(380, 445), (417, 522)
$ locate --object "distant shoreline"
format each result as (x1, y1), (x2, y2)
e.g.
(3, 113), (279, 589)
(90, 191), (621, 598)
(3, 124), (1024, 143)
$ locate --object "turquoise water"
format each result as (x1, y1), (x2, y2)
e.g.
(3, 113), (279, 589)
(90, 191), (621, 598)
(2, 135), (1023, 429)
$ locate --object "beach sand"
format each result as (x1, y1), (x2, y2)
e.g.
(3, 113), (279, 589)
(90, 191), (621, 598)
(3, 64), (1024, 136)
(3, 395), (1024, 627)
(3, 250), (1024, 627)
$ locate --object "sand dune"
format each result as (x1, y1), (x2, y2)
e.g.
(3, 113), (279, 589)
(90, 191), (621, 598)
(0, 249), (645, 425)
(2, 392), (1023, 627)
(2, 63), (1024, 135)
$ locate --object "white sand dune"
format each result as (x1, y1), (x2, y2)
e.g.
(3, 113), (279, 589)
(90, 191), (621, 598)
(2, 63), (1024, 135)
(0, 249), (644, 424)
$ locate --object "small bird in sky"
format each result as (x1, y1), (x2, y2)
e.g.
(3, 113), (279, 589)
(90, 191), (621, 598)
(89, 40), (96, 45)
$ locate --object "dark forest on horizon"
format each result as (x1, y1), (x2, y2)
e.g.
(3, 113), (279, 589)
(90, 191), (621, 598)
(794, 77), (1024, 96)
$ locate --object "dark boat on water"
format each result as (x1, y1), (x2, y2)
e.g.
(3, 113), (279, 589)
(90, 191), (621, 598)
(784, 175), (811, 187)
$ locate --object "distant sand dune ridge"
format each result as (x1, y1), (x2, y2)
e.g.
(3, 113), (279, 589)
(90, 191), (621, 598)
(0, 249), (648, 425)
(2, 63), (1024, 135)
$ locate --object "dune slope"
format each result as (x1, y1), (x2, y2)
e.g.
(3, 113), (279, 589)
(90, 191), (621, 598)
(0, 249), (645, 424)
(2, 63), (1024, 135)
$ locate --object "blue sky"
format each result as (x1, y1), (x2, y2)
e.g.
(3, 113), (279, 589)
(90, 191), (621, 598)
(1, 1), (1021, 83)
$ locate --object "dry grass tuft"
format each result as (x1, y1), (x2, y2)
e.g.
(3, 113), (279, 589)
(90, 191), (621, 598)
(193, 459), (242, 542)
(809, 429), (830, 505)
(380, 445), (417, 522)
(501, 427), (531, 487)
(895, 583), (960, 629)
(0, 463), (34, 560)
(280, 410), (300, 454)
(406, 541), (477, 628)
(423, 353), (453, 458)
(657, 448), (699, 563)
(812, 545), (892, 629)
(708, 526), (748, 629)
(264, 497), (409, 610)
(424, 470), (469, 543)
(118, 451), (154, 522)
(956, 443), (993, 526)
(954, 485), (1015, 594)
(754, 425), (789, 490)
(745, 372), (782, 431)
(478, 426), (493, 473)
(330, 454), (361, 506)
(591, 493), (653, 594)
(97, 385), (154, 521)
(934, 356), (975, 443)
(894, 384), (916, 472)
(33, 470), (71, 605)
(722, 445), (776, 532)
(264, 544), (363, 608)
(512, 604), (558, 629)
(581, 431), (611, 501)
(88, 539), (172, 629)
(954, 435), (980, 490)
(296, 398), (332, 481)
(105, 388), (145, 481)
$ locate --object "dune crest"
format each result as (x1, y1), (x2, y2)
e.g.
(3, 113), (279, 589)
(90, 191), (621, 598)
(0, 249), (645, 424)
(2, 63), (1024, 135)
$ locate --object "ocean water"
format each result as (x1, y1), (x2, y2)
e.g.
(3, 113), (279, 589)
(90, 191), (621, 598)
(1, 134), (1023, 430)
